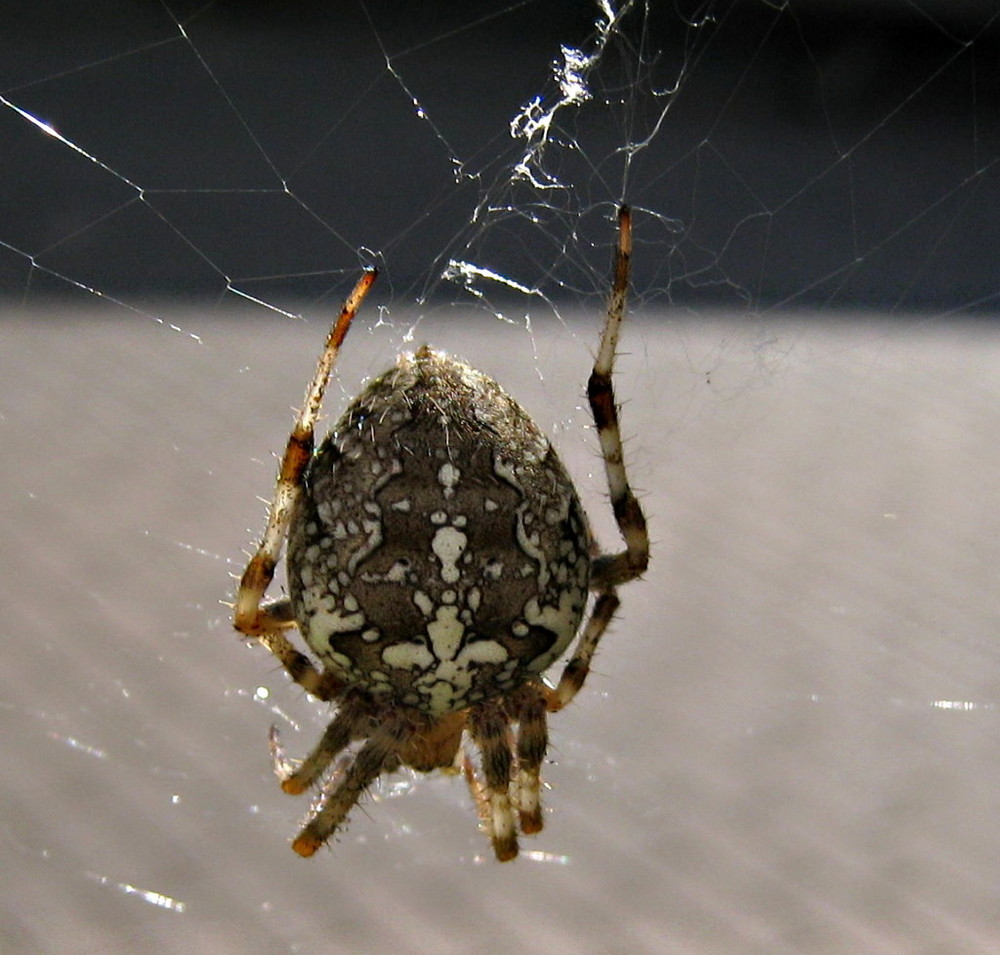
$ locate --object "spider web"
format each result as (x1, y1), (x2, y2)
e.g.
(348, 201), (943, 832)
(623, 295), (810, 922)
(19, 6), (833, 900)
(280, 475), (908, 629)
(3, 2), (1000, 952)
(4, 2), (996, 324)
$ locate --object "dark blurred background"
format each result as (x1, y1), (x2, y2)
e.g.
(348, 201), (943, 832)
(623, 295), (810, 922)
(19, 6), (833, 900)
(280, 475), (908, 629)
(1, 0), (998, 314)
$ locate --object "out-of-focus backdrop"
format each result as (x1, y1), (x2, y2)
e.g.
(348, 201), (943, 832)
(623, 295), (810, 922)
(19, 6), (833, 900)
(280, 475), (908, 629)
(3, 0), (997, 310)
(2, 3), (1000, 953)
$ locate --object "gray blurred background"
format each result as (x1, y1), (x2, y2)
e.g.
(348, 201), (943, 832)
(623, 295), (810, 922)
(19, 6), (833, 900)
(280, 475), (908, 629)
(3, 2), (1000, 953)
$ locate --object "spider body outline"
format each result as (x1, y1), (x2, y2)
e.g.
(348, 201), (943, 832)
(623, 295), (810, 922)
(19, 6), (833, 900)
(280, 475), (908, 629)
(233, 206), (648, 861)
(287, 346), (592, 716)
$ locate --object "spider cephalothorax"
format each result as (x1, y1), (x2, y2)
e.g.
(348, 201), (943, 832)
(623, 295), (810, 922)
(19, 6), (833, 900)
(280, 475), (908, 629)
(233, 206), (648, 861)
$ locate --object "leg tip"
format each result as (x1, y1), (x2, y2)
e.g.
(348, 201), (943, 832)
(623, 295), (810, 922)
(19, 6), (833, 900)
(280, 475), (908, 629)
(493, 836), (519, 862)
(292, 833), (321, 857)
(519, 810), (543, 835)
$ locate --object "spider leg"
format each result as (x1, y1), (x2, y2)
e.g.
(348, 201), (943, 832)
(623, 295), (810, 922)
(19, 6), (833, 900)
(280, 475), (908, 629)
(269, 693), (368, 795)
(462, 748), (490, 824)
(542, 591), (620, 713)
(588, 206), (649, 590)
(461, 746), (516, 865)
(259, 597), (295, 624)
(291, 708), (411, 858)
(467, 701), (518, 861)
(232, 269), (377, 698)
(510, 686), (548, 834)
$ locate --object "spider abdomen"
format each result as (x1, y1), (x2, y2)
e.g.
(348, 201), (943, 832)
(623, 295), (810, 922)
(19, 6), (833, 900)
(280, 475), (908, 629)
(287, 347), (592, 717)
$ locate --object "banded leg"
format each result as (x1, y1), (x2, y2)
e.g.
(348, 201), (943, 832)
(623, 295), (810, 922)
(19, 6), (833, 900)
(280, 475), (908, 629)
(542, 591), (620, 713)
(269, 694), (368, 795)
(291, 708), (411, 858)
(232, 269), (377, 696)
(588, 206), (649, 589)
(462, 749), (491, 832)
(467, 702), (518, 861)
(511, 687), (548, 834)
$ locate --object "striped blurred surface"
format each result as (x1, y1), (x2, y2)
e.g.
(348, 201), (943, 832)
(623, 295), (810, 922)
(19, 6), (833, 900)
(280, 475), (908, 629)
(2, 309), (999, 953)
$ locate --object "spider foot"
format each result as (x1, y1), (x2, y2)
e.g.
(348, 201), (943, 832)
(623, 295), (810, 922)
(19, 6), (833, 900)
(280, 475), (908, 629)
(268, 725), (307, 795)
(290, 766), (348, 857)
(464, 752), (520, 860)
(291, 829), (324, 858)
(515, 769), (543, 834)
(487, 788), (519, 861)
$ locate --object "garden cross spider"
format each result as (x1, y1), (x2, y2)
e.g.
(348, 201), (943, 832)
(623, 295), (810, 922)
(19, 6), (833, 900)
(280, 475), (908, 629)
(233, 205), (648, 861)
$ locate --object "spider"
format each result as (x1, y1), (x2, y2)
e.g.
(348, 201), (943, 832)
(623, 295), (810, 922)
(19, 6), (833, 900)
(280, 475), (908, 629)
(233, 205), (648, 861)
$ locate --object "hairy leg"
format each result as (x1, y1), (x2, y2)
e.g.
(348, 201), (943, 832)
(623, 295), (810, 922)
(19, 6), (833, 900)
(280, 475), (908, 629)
(291, 708), (411, 858)
(588, 205), (649, 590)
(542, 591), (620, 713)
(270, 693), (369, 795)
(510, 686), (548, 834)
(232, 270), (377, 696)
(467, 701), (518, 861)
